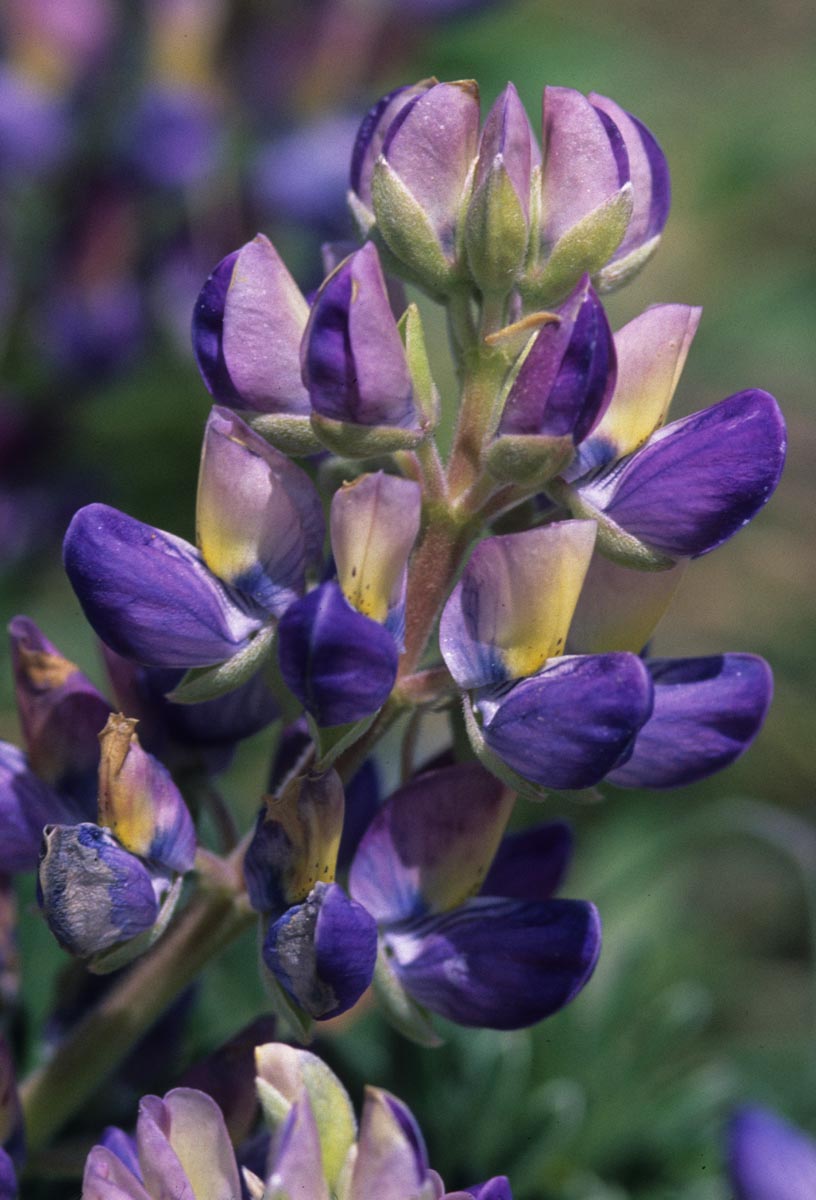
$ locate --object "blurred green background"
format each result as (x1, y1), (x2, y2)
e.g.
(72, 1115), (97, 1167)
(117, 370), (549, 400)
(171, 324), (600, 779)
(2, 0), (815, 1196)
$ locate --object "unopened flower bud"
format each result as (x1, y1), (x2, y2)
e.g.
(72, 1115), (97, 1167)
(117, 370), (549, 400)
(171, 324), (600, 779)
(97, 714), (196, 875)
(244, 770), (345, 918)
(465, 83), (538, 295)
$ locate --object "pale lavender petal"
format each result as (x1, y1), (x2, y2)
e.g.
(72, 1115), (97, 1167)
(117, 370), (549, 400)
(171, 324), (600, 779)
(349, 1088), (429, 1200)
(382, 81), (480, 253)
(608, 655), (773, 789)
(351, 81), (434, 207)
(82, 1145), (151, 1200)
(476, 83), (539, 218)
(540, 87), (629, 248)
(193, 236), (311, 415)
(267, 1097), (330, 1200)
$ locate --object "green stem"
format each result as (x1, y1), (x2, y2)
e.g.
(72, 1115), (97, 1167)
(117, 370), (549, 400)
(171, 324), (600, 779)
(20, 886), (255, 1151)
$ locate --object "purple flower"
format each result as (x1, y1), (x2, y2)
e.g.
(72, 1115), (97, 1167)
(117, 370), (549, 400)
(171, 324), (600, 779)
(728, 1106), (816, 1200)
(192, 235), (311, 417)
(64, 408), (324, 674)
(349, 763), (601, 1030)
(277, 582), (399, 727)
(262, 881), (378, 1021)
(489, 276), (616, 483)
(126, 85), (223, 189)
(561, 305), (786, 564)
(440, 526), (654, 791)
(302, 244), (426, 451)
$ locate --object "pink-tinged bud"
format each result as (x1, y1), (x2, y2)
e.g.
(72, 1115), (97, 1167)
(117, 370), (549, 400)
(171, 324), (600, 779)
(97, 714), (196, 875)
(192, 235), (311, 418)
(331, 471), (421, 642)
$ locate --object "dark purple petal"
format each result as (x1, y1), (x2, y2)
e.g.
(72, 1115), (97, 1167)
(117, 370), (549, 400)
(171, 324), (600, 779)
(480, 653), (653, 790)
(465, 1178), (513, 1199)
(38, 824), (159, 959)
(338, 759), (381, 873)
(349, 763), (510, 925)
(190, 249), (241, 405)
(608, 655), (773, 789)
(0, 743), (75, 873)
(278, 582), (398, 727)
(579, 389), (786, 559)
(263, 882), (377, 1020)
(0, 1148), (15, 1200)
(728, 1106), (816, 1200)
(9, 616), (110, 809)
(498, 276), (616, 443)
(103, 650), (278, 765)
(385, 896), (601, 1029)
(64, 504), (265, 668)
(302, 245), (418, 429)
(482, 822), (573, 901)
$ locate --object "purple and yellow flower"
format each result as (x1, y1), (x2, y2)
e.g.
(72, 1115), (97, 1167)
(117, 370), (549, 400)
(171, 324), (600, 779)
(64, 406), (324, 684)
(278, 471), (421, 727)
(440, 523), (654, 792)
(556, 304), (786, 567)
(83, 1040), (514, 1198)
(348, 762), (601, 1031)
(245, 769), (377, 1023)
(38, 713), (196, 968)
